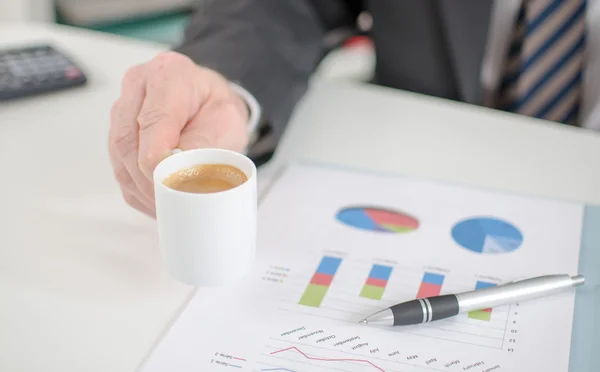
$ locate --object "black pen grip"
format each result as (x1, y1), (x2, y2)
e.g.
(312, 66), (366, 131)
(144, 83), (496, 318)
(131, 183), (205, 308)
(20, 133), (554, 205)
(389, 300), (425, 325)
(390, 295), (459, 325)
(428, 294), (460, 321)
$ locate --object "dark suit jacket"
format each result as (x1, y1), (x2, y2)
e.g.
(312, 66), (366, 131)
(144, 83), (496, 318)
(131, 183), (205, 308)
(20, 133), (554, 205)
(176, 0), (494, 152)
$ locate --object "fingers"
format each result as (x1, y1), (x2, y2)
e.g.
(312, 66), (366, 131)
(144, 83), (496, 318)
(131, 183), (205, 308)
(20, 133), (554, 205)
(110, 139), (155, 217)
(109, 51), (252, 218)
(109, 64), (155, 206)
(137, 53), (198, 179)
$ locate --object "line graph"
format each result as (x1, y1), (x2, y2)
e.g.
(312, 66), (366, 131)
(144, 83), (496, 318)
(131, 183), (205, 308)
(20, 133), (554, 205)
(271, 346), (385, 371)
(258, 335), (462, 372)
(252, 319), (509, 371)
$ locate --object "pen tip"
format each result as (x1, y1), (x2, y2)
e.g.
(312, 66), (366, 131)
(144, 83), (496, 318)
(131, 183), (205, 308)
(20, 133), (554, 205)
(358, 318), (368, 324)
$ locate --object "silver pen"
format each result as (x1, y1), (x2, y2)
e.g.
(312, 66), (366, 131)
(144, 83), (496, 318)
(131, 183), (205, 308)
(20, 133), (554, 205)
(359, 274), (585, 326)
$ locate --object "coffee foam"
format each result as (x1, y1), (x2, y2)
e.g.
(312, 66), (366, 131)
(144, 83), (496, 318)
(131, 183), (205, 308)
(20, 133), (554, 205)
(163, 164), (247, 193)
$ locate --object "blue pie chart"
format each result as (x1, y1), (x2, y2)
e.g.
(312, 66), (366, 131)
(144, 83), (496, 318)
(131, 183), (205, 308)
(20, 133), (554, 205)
(452, 217), (523, 254)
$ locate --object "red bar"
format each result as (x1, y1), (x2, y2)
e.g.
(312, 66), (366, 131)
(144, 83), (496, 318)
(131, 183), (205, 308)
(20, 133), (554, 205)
(310, 272), (334, 286)
(366, 277), (388, 287)
(417, 282), (441, 298)
(482, 308), (492, 312)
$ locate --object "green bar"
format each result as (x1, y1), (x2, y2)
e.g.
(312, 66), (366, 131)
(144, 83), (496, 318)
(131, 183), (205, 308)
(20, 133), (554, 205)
(360, 284), (385, 300)
(468, 310), (492, 321)
(299, 284), (329, 307)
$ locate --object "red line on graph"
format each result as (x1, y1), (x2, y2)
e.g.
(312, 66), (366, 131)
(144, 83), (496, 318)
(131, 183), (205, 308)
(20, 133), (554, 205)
(232, 356), (246, 361)
(270, 346), (384, 371)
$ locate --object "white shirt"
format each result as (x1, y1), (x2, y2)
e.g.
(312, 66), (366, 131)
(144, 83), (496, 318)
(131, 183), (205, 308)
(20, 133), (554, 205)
(482, 0), (600, 129)
(229, 82), (262, 144)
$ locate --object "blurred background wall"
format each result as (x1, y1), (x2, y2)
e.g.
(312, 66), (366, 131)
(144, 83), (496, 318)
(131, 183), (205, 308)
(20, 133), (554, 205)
(0, 0), (56, 23)
(1, 0), (375, 80)
(2, 0), (193, 45)
(54, 0), (195, 45)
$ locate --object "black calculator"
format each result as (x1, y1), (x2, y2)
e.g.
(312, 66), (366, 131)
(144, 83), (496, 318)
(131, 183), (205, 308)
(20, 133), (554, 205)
(0, 44), (87, 101)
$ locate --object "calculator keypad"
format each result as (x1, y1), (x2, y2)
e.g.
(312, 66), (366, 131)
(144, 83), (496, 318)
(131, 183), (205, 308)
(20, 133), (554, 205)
(0, 45), (87, 100)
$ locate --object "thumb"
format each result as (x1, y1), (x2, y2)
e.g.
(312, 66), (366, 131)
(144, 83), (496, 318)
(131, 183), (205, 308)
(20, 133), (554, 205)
(137, 97), (192, 180)
(137, 76), (200, 179)
(177, 99), (249, 153)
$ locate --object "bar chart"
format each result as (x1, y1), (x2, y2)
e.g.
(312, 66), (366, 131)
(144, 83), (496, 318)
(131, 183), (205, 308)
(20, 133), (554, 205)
(416, 272), (445, 298)
(359, 264), (393, 300)
(298, 256), (343, 307)
(284, 254), (512, 349)
(468, 281), (497, 321)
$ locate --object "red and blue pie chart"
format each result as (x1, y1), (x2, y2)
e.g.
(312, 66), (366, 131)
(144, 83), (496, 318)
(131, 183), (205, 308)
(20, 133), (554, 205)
(335, 206), (419, 233)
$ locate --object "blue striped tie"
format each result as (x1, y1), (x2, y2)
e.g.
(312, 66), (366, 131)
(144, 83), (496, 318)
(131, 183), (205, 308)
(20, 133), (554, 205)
(496, 0), (587, 125)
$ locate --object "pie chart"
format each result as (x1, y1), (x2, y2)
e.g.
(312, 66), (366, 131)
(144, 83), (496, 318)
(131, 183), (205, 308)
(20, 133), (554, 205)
(336, 206), (419, 233)
(452, 217), (523, 254)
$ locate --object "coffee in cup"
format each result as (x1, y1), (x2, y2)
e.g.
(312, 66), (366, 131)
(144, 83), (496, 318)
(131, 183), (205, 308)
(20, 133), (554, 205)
(153, 148), (257, 286)
(163, 164), (248, 193)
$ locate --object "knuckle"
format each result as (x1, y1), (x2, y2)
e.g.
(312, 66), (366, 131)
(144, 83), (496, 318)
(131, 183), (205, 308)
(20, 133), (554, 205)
(137, 107), (171, 131)
(122, 65), (144, 86)
(154, 51), (189, 66)
(151, 52), (191, 74)
(111, 126), (137, 157)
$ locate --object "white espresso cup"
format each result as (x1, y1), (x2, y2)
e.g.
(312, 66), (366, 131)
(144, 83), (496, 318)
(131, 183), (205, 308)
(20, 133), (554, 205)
(153, 148), (257, 286)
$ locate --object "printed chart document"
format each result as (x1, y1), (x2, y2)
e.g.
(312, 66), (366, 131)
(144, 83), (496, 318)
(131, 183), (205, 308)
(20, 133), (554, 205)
(141, 162), (583, 372)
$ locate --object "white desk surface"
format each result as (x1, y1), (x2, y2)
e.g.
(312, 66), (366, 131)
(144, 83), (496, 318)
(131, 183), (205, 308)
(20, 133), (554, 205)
(2, 23), (600, 372)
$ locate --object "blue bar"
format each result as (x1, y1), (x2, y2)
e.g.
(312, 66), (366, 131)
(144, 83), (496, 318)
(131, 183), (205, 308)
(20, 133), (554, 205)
(475, 281), (496, 290)
(369, 264), (393, 280)
(316, 256), (342, 276)
(423, 272), (445, 286)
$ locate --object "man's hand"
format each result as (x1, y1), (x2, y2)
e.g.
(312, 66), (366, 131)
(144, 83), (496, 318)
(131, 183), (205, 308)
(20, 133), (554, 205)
(109, 51), (249, 217)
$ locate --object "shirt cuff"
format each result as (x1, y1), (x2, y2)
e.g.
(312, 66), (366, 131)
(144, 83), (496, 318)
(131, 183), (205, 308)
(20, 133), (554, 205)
(229, 82), (262, 144)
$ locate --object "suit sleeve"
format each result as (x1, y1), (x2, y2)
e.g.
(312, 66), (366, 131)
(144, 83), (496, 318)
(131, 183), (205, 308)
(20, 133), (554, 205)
(174, 0), (361, 143)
